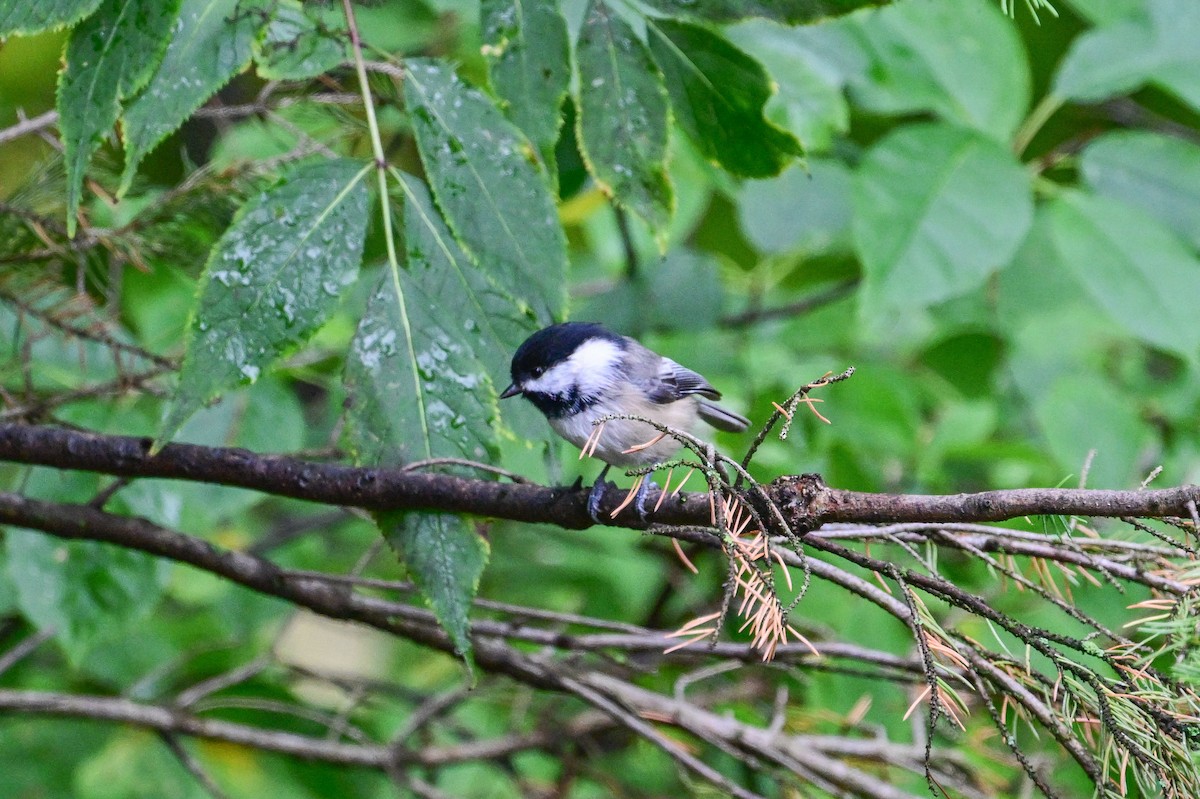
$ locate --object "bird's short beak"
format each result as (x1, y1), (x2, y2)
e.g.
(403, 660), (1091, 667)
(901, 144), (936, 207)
(499, 383), (522, 399)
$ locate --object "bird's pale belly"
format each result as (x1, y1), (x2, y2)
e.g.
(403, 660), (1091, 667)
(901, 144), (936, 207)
(549, 398), (699, 466)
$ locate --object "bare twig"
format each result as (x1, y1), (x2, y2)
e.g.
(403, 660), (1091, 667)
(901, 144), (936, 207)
(0, 110), (58, 145)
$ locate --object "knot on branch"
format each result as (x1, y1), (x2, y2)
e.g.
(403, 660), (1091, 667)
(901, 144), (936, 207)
(766, 473), (827, 533)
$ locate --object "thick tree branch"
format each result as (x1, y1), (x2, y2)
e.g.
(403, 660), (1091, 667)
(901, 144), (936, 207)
(0, 424), (1196, 527)
(0, 491), (911, 670)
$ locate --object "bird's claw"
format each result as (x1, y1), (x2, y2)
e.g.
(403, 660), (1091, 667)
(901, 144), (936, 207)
(587, 465), (612, 524)
(633, 477), (655, 523)
(585, 467), (658, 524)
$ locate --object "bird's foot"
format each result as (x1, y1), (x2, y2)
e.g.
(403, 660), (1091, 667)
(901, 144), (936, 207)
(608, 474), (658, 523)
(633, 476), (656, 523)
(586, 465), (612, 524)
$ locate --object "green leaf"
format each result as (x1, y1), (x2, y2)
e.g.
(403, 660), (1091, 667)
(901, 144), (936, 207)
(1059, 0), (1143, 25)
(726, 21), (850, 153)
(1043, 190), (1200, 359)
(839, 0), (1030, 140)
(399, 172), (537, 374)
(738, 159), (853, 254)
(648, 20), (802, 178)
(1053, 0), (1200, 109)
(376, 511), (488, 663)
(405, 59), (567, 325)
(59, 0), (179, 236)
(575, 1), (673, 234)
(344, 175), (516, 665)
(1031, 372), (1152, 490)
(253, 0), (346, 81)
(646, 249), (724, 331)
(343, 177), (503, 467)
(119, 0), (259, 193)
(639, 0), (885, 24)
(480, 0), (570, 169)
(160, 158), (369, 443)
(853, 122), (1032, 312)
(5, 532), (167, 663)
(0, 0), (100, 36)
(1080, 130), (1200, 250)
(0, 546), (15, 614)
(76, 732), (212, 799)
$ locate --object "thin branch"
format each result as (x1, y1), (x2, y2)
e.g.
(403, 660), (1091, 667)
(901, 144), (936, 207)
(0, 110), (58, 145)
(175, 656), (272, 708)
(0, 628), (55, 676)
(0, 688), (390, 765)
(720, 279), (858, 328)
(0, 287), (175, 370)
(557, 674), (771, 799)
(157, 733), (232, 799)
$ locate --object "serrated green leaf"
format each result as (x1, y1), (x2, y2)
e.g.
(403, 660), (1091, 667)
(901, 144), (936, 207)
(1080, 131), (1200, 250)
(0, 0), (101, 36)
(119, 0), (258, 193)
(394, 171), (536, 374)
(575, 0), (673, 233)
(1053, 0), (1200, 109)
(59, 0), (179, 236)
(376, 511), (487, 663)
(853, 123), (1032, 312)
(648, 19), (801, 178)
(1043, 191), (1200, 359)
(160, 158), (369, 444)
(839, 0), (1030, 140)
(481, 0), (570, 170)
(344, 175), (519, 666)
(343, 181), (502, 467)
(253, 0), (346, 81)
(726, 21), (850, 153)
(639, 0), (885, 24)
(405, 59), (566, 325)
(5, 531), (168, 663)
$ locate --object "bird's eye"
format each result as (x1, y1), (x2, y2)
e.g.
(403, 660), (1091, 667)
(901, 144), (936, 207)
(531, 366), (545, 378)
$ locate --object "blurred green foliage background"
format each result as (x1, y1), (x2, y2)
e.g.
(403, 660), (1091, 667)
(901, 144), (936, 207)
(2, 0), (1199, 796)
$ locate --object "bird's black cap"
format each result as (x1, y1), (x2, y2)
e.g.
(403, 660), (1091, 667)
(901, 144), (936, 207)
(508, 322), (623, 385)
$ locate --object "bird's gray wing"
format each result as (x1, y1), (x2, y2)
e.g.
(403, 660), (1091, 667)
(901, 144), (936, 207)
(643, 357), (722, 403)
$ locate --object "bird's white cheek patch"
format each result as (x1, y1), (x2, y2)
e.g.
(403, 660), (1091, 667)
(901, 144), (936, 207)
(524, 363), (574, 396)
(566, 338), (623, 397)
(523, 338), (623, 397)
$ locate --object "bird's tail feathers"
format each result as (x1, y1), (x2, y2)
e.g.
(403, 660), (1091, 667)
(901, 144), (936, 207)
(697, 399), (751, 433)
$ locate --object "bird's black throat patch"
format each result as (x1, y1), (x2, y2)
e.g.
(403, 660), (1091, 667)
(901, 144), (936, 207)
(522, 385), (601, 419)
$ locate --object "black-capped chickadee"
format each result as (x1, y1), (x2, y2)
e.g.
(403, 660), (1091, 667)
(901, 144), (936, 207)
(500, 322), (750, 520)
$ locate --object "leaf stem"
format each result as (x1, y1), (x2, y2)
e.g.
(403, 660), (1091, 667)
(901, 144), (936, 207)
(1014, 94), (1064, 157)
(341, 0), (388, 172)
(340, 0), (430, 455)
